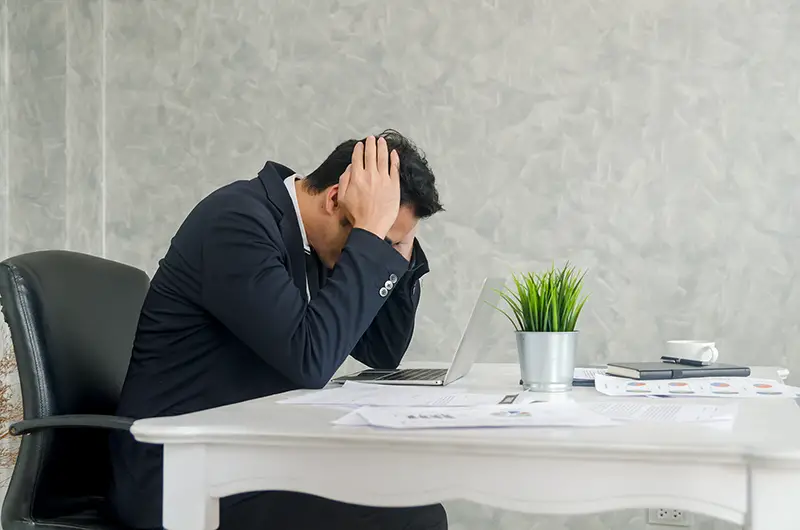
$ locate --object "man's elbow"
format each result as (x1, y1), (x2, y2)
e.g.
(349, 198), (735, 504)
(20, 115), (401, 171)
(290, 360), (337, 390)
(302, 375), (330, 390)
(271, 335), (338, 389)
(286, 367), (333, 390)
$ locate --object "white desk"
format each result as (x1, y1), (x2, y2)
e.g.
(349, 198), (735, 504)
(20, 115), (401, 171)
(131, 363), (800, 530)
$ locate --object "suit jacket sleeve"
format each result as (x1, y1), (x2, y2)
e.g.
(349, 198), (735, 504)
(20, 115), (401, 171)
(348, 241), (430, 369)
(200, 202), (409, 389)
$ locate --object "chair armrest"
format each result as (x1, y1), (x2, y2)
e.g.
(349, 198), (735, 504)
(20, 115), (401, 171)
(9, 415), (134, 435)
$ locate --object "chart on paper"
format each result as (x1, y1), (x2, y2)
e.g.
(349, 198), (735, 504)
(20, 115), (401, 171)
(594, 374), (800, 398)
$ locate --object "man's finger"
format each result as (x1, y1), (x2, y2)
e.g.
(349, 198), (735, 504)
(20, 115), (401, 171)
(389, 149), (400, 182)
(351, 142), (364, 172)
(338, 164), (352, 199)
(376, 136), (389, 177)
(364, 136), (377, 173)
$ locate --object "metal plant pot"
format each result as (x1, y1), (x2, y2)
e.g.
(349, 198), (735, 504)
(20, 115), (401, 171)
(516, 331), (578, 392)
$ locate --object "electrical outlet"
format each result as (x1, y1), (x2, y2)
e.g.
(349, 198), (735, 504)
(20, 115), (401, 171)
(647, 508), (693, 527)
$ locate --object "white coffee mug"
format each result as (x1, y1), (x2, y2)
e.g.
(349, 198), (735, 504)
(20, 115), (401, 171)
(666, 340), (719, 363)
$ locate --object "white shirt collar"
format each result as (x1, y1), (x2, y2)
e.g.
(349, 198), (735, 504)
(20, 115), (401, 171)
(283, 175), (310, 253)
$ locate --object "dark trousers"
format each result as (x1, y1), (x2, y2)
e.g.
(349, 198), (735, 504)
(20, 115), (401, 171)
(206, 491), (447, 530)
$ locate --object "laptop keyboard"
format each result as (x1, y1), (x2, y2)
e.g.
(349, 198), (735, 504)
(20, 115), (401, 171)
(379, 368), (448, 381)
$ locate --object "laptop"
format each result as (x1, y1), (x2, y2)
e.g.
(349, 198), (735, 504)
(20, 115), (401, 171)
(332, 277), (506, 386)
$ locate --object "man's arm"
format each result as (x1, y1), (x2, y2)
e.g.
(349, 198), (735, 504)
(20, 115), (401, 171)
(201, 203), (409, 389)
(348, 241), (429, 369)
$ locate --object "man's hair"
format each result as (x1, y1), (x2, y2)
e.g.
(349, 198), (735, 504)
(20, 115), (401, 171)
(304, 129), (444, 219)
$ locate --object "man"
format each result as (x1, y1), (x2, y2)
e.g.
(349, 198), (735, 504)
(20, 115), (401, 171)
(109, 130), (446, 530)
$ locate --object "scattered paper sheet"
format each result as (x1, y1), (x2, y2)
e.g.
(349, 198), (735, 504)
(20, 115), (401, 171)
(585, 401), (738, 423)
(334, 401), (738, 430)
(574, 367), (606, 380)
(279, 381), (519, 407)
(594, 374), (800, 398)
(333, 402), (618, 429)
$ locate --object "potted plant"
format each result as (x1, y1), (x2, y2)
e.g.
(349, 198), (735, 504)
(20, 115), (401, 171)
(496, 263), (589, 392)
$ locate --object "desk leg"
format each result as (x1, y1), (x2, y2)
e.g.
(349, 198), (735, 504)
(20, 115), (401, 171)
(162, 445), (219, 530)
(748, 466), (800, 530)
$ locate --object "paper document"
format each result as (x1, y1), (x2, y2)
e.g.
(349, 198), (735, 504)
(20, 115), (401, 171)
(574, 367), (606, 380)
(586, 401), (738, 423)
(279, 381), (519, 407)
(333, 402), (618, 429)
(594, 374), (800, 398)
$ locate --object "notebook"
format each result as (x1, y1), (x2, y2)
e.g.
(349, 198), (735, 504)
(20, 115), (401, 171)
(606, 362), (751, 380)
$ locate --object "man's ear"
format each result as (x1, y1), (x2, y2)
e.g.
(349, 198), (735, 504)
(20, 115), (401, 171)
(323, 184), (340, 216)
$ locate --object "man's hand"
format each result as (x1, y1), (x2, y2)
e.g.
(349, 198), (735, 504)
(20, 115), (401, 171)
(392, 225), (417, 262)
(338, 136), (400, 239)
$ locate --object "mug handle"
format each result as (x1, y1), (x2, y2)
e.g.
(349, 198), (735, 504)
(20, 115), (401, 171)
(700, 345), (719, 363)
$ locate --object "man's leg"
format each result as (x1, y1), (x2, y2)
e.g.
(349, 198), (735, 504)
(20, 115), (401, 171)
(218, 491), (447, 530)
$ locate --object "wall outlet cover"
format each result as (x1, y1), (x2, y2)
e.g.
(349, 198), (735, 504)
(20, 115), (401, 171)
(647, 508), (693, 527)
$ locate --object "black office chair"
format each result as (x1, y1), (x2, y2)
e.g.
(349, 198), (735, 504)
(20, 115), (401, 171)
(0, 250), (150, 529)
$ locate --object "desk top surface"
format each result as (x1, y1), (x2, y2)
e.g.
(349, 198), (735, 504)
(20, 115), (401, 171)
(131, 363), (800, 465)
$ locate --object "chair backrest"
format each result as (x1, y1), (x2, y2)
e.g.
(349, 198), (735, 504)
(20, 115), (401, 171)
(0, 251), (149, 525)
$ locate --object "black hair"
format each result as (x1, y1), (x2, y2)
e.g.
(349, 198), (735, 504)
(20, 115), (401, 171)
(304, 129), (444, 219)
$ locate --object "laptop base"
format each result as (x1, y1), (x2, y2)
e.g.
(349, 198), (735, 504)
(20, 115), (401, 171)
(333, 368), (447, 386)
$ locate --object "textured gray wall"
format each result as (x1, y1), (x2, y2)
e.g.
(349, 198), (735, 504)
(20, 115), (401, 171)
(3, 0), (799, 528)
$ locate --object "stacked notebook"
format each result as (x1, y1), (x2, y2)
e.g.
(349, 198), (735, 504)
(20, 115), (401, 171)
(606, 362), (751, 380)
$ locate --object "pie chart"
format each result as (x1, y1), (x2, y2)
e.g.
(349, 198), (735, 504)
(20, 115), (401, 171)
(668, 381), (694, 393)
(710, 381), (738, 393)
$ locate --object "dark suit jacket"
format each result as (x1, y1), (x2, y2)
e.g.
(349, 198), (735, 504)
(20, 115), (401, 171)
(109, 161), (429, 529)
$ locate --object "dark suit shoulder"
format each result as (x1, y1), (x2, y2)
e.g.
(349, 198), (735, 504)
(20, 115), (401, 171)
(176, 178), (284, 249)
(198, 178), (278, 221)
